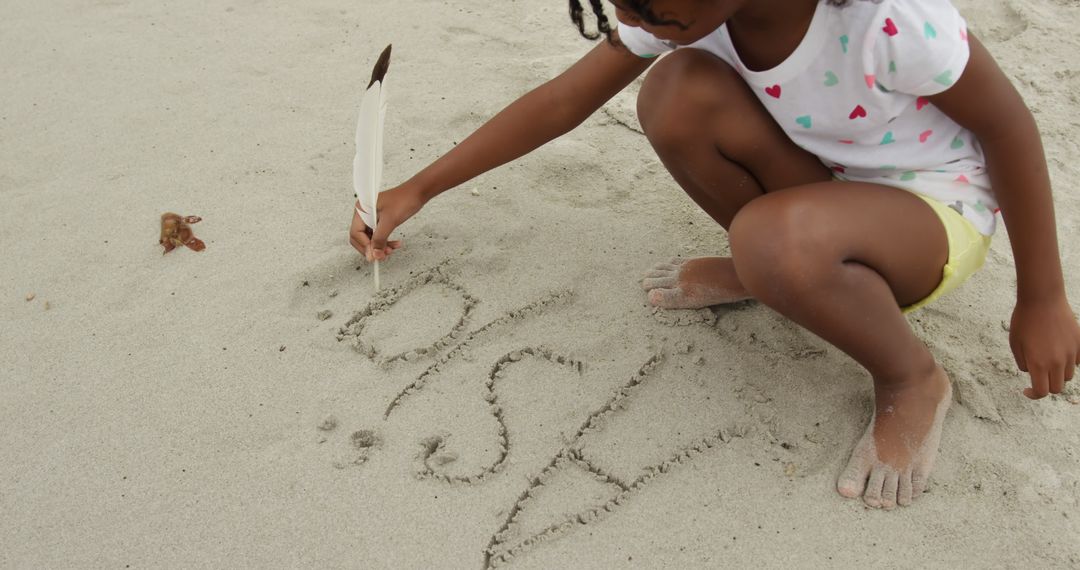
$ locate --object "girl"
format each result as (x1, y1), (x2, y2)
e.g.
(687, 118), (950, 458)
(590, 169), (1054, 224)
(349, 0), (1080, 509)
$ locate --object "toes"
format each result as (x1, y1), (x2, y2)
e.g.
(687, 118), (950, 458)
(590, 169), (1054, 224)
(911, 470), (928, 499)
(648, 287), (690, 309)
(862, 469), (887, 508)
(643, 268), (676, 279)
(880, 471), (900, 509)
(837, 455), (872, 499)
(641, 276), (678, 291)
(898, 470), (914, 506)
(649, 263), (680, 274)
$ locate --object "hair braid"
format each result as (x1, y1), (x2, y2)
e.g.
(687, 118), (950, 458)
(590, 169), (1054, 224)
(568, 0), (694, 42)
(588, 0), (613, 38)
(568, 0), (614, 42)
(569, 0), (866, 42)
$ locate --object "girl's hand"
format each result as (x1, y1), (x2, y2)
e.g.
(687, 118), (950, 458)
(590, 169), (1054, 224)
(348, 183), (427, 262)
(1009, 295), (1080, 399)
(369, 184), (427, 261)
(349, 199), (403, 262)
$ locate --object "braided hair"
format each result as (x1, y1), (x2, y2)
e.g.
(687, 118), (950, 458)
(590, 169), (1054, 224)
(568, 1), (865, 42)
(568, 0), (612, 41)
(568, 0), (688, 43)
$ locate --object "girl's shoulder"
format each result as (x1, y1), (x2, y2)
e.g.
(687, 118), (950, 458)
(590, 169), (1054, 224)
(832, 0), (971, 96)
(824, 0), (966, 37)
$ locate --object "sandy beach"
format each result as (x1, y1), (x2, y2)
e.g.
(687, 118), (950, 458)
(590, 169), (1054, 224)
(2, 0), (1079, 567)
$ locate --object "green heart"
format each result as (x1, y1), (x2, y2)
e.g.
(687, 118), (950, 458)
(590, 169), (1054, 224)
(925, 22), (938, 39)
(950, 137), (964, 149)
(900, 171), (918, 181)
(795, 115), (812, 129)
(889, 60), (897, 74)
(824, 71), (839, 86)
(840, 35), (849, 54)
(880, 131), (896, 145)
(934, 70), (954, 86)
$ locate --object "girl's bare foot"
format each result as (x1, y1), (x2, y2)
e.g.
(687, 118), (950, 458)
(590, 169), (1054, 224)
(837, 365), (952, 509)
(641, 257), (753, 309)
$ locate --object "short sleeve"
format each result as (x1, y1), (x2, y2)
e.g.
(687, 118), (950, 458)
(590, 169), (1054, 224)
(616, 21), (675, 59)
(870, 0), (970, 96)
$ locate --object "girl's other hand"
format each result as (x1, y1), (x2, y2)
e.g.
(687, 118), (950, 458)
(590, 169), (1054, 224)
(1009, 295), (1080, 399)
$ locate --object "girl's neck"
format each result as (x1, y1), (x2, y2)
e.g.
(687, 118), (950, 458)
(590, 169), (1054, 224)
(727, 0), (820, 72)
(729, 0), (817, 29)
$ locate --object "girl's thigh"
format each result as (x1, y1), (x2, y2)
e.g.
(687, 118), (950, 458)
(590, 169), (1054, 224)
(730, 182), (950, 306)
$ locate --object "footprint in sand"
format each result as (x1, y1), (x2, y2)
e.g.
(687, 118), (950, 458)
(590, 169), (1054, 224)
(651, 306), (719, 328)
(964, 1), (1029, 43)
(338, 264), (478, 366)
(481, 353), (755, 568)
(315, 416), (382, 470)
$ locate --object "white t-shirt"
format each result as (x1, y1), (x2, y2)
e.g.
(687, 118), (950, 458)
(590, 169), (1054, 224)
(619, 0), (998, 235)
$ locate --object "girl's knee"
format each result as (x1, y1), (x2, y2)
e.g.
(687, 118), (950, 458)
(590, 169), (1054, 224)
(637, 49), (742, 143)
(729, 193), (835, 293)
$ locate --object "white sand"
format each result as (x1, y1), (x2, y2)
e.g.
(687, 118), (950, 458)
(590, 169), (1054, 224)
(2, 0), (1079, 567)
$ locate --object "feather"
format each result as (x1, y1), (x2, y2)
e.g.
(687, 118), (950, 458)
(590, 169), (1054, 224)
(354, 45), (392, 290)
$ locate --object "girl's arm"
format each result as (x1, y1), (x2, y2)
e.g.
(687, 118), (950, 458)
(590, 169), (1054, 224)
(928, 35), (1080, 399)
(356, 34), (653, 258)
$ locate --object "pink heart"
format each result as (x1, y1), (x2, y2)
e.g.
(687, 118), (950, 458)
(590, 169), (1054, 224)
(864, 74), (876, 89)
(832, 165), (847, 174)
(955, 174), (970, 184)
(883, 18), (899, 36)
(960, 27), (968, 42)
(849, 105), (867, 120)
(919, 130), (933, 143)
(765, 85), (782, 99)
(916, 97), (930, 111)
(838, 140), (855, 145)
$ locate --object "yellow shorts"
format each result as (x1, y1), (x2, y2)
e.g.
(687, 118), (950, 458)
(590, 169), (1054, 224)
(902, 195), (992, 313)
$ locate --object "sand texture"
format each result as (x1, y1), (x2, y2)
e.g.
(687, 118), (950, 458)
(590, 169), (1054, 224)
(2, 0), (1080, 567)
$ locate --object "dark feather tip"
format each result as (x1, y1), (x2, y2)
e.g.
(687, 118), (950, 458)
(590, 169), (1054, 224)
(367, 44), (393, 89)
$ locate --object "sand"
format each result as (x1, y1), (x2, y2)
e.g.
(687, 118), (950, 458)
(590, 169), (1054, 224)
(2, 0), (1079, 567)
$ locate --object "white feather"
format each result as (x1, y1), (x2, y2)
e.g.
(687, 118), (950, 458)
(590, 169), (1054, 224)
(354, 76), (388, 290)
(354, 80), (384, 229)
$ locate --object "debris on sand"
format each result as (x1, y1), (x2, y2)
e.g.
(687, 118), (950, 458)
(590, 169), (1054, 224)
(159, 213), (206, 254)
